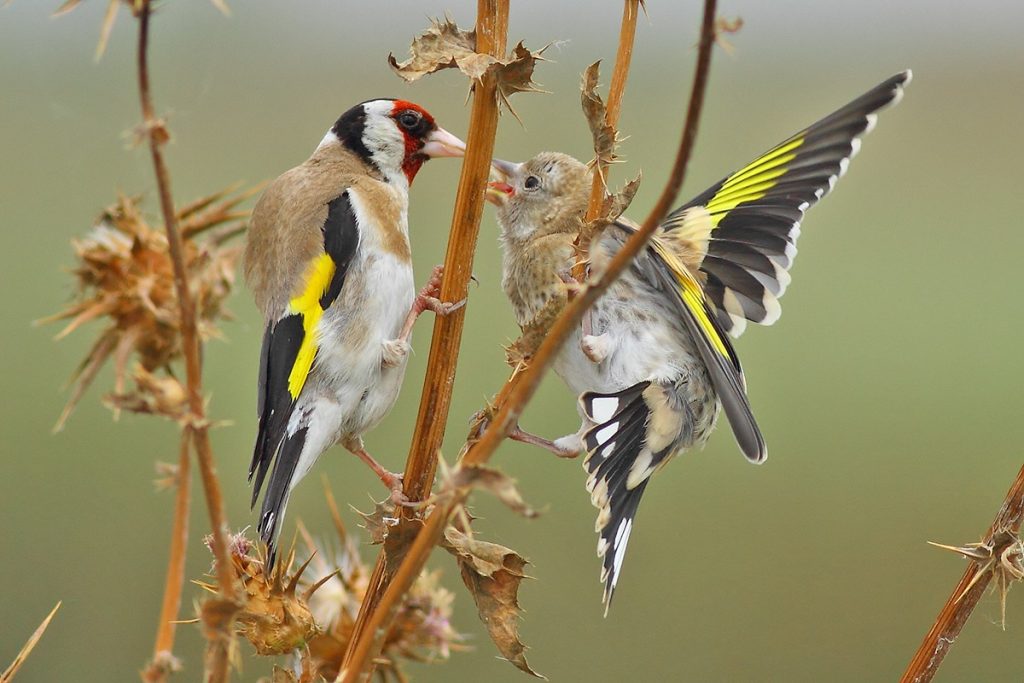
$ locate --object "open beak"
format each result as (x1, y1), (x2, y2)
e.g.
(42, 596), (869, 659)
(420, 127), (467, 158)
(486, 158), (522, 206)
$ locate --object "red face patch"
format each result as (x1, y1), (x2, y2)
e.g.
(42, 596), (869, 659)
(391, 100), (437, 184)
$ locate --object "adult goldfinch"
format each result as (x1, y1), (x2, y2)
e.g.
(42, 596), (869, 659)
(487, 72), (910, 607)
(244, 99), (465, 563)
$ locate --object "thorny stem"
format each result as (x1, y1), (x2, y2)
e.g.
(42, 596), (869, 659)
(136, 4), (237, 681)
(584, 0), (641, 221)
(142, 432), (192, 683)
(574, 0), (641, 282)
(338, 1), (509, 680)
(900, 460), (1024, 683)
(340, 1), (719, 680)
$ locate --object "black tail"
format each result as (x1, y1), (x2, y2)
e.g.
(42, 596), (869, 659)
(256, 426), (308, 569)
(580, 381), (669, 611)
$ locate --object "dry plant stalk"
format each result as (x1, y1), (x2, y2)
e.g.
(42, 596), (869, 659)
(900, 461), (1024, 682)
(574, 0), (641, 284)
(142, 432), (191, 683)
(1, 602), (61, 683)
(583, 1), (641, 212)
(130, 3), (241, 679)
(340, 1), (721, 680)
(340, 2), (511, 680)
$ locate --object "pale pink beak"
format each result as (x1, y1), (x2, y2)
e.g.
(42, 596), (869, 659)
(420, 127), (467, 158)
(490, 158), (522, 180)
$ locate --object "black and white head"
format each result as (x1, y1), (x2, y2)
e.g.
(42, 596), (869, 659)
(486, 152), (591, 243)
(324, 98), (465, 186)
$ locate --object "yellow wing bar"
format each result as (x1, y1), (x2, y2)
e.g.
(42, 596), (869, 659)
(286, 254), (336, 399)
(651, 240), (728, 358)
(705, 136), (805, 226)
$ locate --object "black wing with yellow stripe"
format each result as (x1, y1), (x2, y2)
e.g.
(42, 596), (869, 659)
(663, 71), (911, 337)
(607, 222), (767, 463)
(249, 192), (360, 527)
(649, 237), (766, 462)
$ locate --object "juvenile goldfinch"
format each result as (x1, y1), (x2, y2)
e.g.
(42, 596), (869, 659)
(244, 99), (465, 563)
(487, 72), (910, 607)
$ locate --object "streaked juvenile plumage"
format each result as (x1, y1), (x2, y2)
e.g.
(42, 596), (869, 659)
(488, 72), (911, 608)
(245, 99), (465, 564)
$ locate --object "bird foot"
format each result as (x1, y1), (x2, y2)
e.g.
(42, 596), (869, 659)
(381, 338), (411, 368)
(415, 265), (466, 316)
(379, 470), (412, 506)
(581, 334), (611, 363)
(417, 294), (466, 317)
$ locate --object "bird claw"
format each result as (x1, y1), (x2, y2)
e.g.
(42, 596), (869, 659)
(414, 264), (467, 317)
(424, 295), (466, 316)
(418, 264), (445, 300)
(379, 470), (413, 507)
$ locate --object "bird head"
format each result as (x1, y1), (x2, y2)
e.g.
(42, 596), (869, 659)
(327, 99), (465, 185)
(486, 152), (590, 243)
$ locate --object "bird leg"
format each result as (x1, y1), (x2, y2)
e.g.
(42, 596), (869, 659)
(346, 442), (408, 504)
(580, 307), (615, 363)
(509, 424), (582, 459)
(385, 265), (467, 368)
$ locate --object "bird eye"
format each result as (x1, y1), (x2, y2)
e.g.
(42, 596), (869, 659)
(398, 111), (421, 130)
(524, 175), (541, 191)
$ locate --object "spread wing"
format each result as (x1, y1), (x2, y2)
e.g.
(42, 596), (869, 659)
(249, 192), (360, 508)
(606, 224), (767, 464)
(662, 71), (911, 337)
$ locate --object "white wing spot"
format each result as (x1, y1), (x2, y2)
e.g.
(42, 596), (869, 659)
(590, 396), (619, 423)
(596, 422), (620, 445)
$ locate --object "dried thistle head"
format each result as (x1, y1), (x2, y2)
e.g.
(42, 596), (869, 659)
(300, 537), (462, 681)
(293, 489), (463, 682)
(42, 186), (252, 429)
(197, 532), (324, 657)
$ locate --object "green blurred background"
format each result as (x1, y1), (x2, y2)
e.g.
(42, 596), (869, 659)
(3, 1), (1023, 680)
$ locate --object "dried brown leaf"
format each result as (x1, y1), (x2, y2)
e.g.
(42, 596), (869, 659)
(352, 499), (399, 545)
(600, 173), (641, 223)
(575, 175), (642, 266)
(1, 602), (61, 683)
(505, 293), (568, 366)
(452, 464), (538, 518)
(493, 42), (548, 121)
(389, 18), (546, 120)
(581, 61), (618, 173)
(388, 17), (484, 82)
(442, 528), (543, 679)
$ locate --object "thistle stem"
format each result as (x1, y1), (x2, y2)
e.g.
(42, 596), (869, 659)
(900, 459), (1024, 682)
(142, 432), (192, 683)
(338, 2), (509, 680)
(135, 3), (237, 681)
